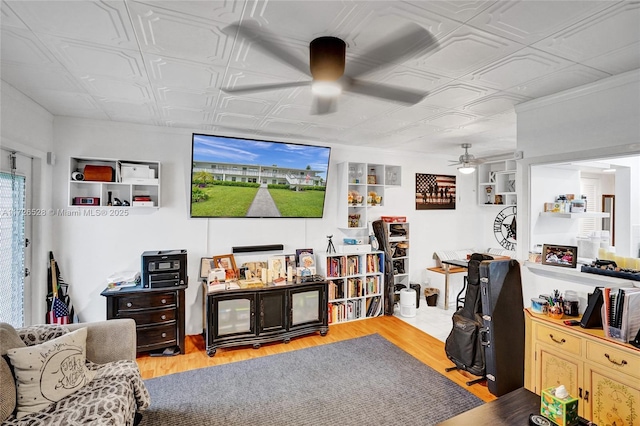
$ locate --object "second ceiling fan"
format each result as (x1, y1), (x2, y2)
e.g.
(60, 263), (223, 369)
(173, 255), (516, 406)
(222, 22), (438, 114)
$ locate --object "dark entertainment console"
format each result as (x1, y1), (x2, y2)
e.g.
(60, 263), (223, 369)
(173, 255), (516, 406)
(202, 281), (329, 356)
(101, 285), (187, 354)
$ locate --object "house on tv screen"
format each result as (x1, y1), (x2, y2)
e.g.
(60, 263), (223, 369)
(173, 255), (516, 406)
(192, 161), (326, 188)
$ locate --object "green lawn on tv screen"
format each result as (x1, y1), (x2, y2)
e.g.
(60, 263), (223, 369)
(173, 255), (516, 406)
(191, 185), (326, 217)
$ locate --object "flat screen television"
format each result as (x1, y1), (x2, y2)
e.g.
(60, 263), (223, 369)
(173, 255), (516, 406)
(190, 133), (331, 218)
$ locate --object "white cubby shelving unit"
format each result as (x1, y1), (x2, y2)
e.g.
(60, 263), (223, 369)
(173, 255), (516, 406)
(68, 157), (160, 208)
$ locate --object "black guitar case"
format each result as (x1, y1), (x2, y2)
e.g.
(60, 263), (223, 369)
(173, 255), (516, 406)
(444, 253), (493, 378)
(372, 219), (395, 315)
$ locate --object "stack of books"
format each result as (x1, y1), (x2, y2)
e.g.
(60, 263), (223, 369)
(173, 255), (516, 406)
(132, 195), (154, 207)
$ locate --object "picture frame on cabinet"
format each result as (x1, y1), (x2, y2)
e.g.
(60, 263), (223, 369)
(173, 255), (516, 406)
(268, 256), (287, 278)
(200, 257), (216, 280)
(542, 244), (578, 268)
(242, 261), (267, 280)
(213, 254), (238, 280)
(295, 249), (314, 268)
(415, 173), (456, 210)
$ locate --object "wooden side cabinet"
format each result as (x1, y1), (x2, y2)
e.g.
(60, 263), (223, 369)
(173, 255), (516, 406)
(525, 309), (640, 425)
(101, 285), (186, 354)
(202, 281), (328, 356)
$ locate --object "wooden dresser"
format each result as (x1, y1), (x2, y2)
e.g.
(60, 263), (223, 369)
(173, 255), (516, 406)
(525, 309), (640, 425)
(102, 285), (187, 354)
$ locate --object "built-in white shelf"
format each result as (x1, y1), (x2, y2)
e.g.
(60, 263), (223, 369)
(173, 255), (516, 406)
(524, 261), (637, 287)
(539, 212), (610, 219)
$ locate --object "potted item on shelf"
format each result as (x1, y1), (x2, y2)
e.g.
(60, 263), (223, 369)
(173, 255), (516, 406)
(348, 214), (361, 228)
(367, 168), (377, 184)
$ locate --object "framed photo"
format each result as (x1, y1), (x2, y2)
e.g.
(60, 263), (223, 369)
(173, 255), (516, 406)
(295, 249), (314, 267)
(268, 255), (287, 277)
(415, 173), (456, 210)
(213, 254), (238, 280)
(242, 261), (267, 280)
(200, 257), (216, 280)
(542, 244), (578, 268)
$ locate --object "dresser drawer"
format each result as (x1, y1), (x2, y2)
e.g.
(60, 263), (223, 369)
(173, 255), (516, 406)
(535, 324), (581, 356)
(586, 340), (640, 380)
(137, 323), (177, 350)
(120, 308), (176, 326)
(117, 292), (176, 311)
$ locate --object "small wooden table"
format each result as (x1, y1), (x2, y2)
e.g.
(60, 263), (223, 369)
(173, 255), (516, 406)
(438, 387), (540, 425)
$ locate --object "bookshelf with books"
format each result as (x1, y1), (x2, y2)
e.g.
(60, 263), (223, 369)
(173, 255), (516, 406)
(325, 251), (385, 324)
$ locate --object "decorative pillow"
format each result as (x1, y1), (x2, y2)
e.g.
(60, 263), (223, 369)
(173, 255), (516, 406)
(17, 324), (68, 346)
(6, 327), (96, 419)
(1, 322), (26, 355)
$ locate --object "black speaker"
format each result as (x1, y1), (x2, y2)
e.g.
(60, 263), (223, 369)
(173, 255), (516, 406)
(232, 244), (284, 253)
(580, 287), (603, 329)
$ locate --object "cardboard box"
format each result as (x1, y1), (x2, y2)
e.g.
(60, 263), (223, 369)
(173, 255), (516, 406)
(541, 386), (579, 426)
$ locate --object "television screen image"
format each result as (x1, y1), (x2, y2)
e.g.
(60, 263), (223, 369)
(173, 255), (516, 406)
(190, 134), (331, 218)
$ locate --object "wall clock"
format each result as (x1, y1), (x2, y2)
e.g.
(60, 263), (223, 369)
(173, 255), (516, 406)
(494, 206), (516, 250)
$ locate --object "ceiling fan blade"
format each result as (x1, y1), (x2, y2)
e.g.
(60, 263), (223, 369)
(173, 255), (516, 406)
(224, 22), (310, 77)
(344, 79), (426, 104)
(311, 96), (338, 115)
(348, 23), (439, 78)
(222, 81), (310, 94)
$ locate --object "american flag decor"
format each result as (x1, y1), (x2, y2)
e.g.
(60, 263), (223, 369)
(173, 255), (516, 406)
(48, 296), (69, 325)
(415, 173), (456, 210)
(46, 252), (75, 324)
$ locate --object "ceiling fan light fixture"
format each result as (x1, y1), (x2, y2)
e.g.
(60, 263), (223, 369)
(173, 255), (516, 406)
(311, 81), (342, 97)
(458, 163), (476, 174)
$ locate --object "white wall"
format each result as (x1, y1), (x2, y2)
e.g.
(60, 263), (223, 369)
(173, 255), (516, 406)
(516, 70), (640, 309)
(50, 116), (494, 334)
(0, 81), (55, 325)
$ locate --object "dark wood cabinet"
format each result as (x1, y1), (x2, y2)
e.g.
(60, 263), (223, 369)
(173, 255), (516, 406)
(101, 285), (186, 354)
(203, 281), (328, 356)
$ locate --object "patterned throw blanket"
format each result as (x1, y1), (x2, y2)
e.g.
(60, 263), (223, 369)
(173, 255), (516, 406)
(2, 360), (150, 425)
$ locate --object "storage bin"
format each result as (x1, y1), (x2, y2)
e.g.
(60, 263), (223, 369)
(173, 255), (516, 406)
(424, 287), (439, 306)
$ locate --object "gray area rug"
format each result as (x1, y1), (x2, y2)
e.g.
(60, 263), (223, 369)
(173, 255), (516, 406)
(139, 334), (483, 426)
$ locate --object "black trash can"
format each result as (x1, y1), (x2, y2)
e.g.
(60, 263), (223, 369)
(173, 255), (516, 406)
(410, 283), (421, 309)
(424, 287), (439, 306)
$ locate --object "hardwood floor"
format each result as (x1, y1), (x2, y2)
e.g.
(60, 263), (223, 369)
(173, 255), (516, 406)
(136, 315), (497, 403)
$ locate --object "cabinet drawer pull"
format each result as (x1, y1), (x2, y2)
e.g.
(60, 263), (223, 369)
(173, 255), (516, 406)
(161, 332), (167, 338)
(579, 388), (582, 398)
(161, 299), (167, 304)
(126, 302), (132, 308)
(604, 353), (628, 366)
(161, 314), (166, 320)
(549, 334), (566, 344)
(584, 390), (589, 402)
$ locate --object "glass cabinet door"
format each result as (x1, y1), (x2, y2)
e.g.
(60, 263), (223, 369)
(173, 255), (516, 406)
(290, 284), (325, 327)
(214, 296), (254, 338)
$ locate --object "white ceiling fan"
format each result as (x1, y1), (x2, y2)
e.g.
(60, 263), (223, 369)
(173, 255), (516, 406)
(449, 143), (482, 174)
